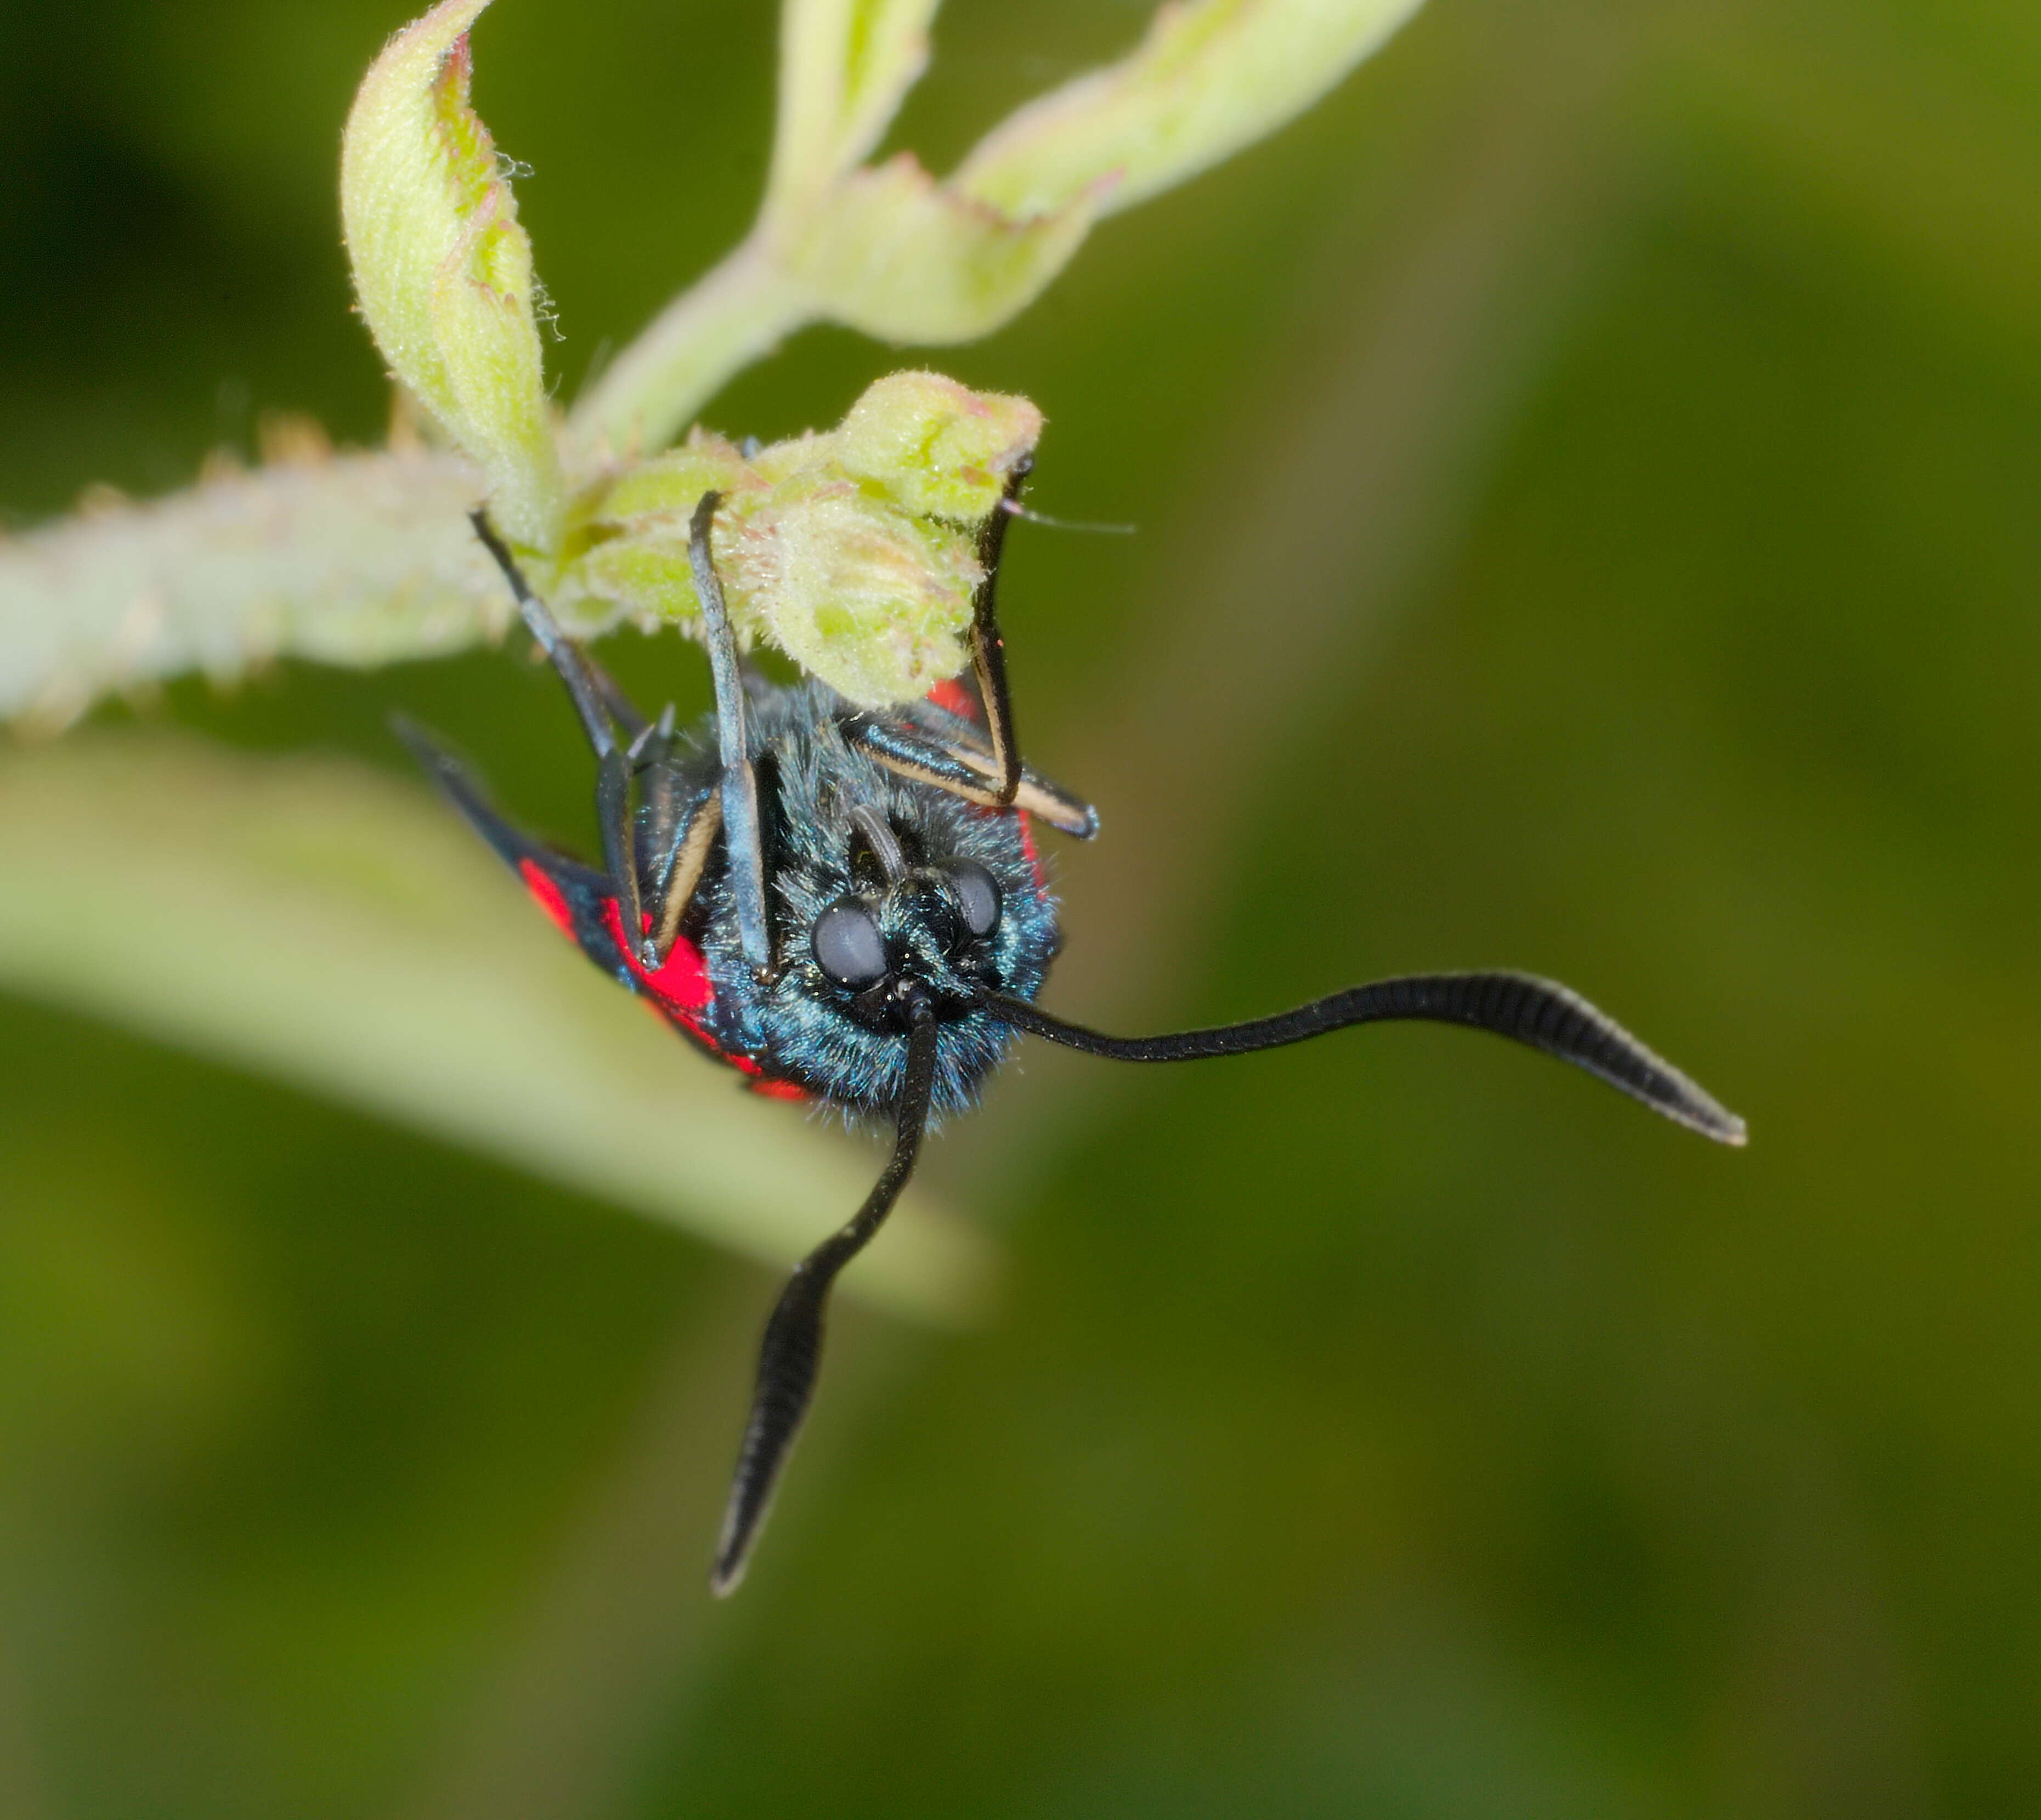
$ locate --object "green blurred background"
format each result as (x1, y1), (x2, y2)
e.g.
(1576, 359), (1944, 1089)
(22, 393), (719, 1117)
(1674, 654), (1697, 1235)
(4, 0), (2039, 1813)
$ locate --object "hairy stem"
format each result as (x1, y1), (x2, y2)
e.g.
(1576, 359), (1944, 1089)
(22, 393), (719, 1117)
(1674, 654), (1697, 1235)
(0, 449), (510, 730)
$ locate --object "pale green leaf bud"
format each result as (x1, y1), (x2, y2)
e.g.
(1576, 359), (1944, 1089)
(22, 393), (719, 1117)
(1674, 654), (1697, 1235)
(341, 0), (564, 549)
(835, 371), (1044, 521)
(956, 0), (1427, 221)
(575, 434), (759, 627)
(575, 377), (1042, 705)
(595, 438), (758, 527)
(727, 477), (981, 708)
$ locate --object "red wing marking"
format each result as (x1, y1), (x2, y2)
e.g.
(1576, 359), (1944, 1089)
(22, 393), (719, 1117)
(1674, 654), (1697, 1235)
(925, 677), (978, 721)
(597, 896), (811, 1101)
(1016, 810), (1046, 897)
(519, 859), (577, 937)
(600, 897), (711, 1014)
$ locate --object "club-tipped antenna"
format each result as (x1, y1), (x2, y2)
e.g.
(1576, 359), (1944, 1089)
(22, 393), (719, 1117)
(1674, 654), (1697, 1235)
(984, 972), (1745, 1146)
(712, 1010), (942, 1595)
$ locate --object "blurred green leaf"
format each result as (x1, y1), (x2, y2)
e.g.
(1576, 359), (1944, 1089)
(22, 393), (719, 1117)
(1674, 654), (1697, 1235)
(0, 735), (990, 1324)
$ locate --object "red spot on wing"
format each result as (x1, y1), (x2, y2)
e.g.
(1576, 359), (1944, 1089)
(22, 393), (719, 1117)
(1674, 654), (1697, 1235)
(925, 677), (977, 721)
(601, 897), (711, 1013)
(598, 896), (812, 1102)
(924, 678), (1047, 889)
(519, 859), (576, 937)
(1016, 810), (1046, 895)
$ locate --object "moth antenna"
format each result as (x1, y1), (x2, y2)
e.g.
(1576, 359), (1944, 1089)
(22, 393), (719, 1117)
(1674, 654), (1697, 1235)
(984, 972), (1745, 1146)
(712, 1010), (942, 1595)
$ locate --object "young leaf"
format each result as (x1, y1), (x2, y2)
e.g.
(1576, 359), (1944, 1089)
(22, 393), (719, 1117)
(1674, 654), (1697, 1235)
(834, 371), (1045, 521)
(572, 374), (1042, 705)
(724, 475), (983, 706)
(766, 0), (943, 223)
(572, 0), (1431, 453)
(956, 0), (1428, 220)
(12, 0), (1440, 716)
(786, 154), (1101, 344)
(341, 0), (564, 549)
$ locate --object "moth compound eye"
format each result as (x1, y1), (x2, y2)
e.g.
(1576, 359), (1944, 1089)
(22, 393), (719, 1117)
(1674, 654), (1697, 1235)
(945, 861), (1002, 940)
(811, 899), (889, 989)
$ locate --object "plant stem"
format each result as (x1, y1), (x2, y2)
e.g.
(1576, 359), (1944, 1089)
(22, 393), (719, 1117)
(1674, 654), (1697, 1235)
(0, 449), (507, 731)
(568, 232), (814, 459)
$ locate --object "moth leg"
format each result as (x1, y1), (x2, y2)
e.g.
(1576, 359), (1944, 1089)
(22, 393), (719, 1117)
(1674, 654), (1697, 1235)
(966, 456), (1031, 804)
(471, 510), (649, 963)
(845, 715), (1099, 839)
(638, 778), (723, 965)
(689, 492), (774, 979)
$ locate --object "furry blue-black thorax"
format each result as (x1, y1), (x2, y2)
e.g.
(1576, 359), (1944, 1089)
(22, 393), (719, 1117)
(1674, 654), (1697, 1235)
(693, 683), (1060, 1119)
(405, 678), (1062, 1122)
